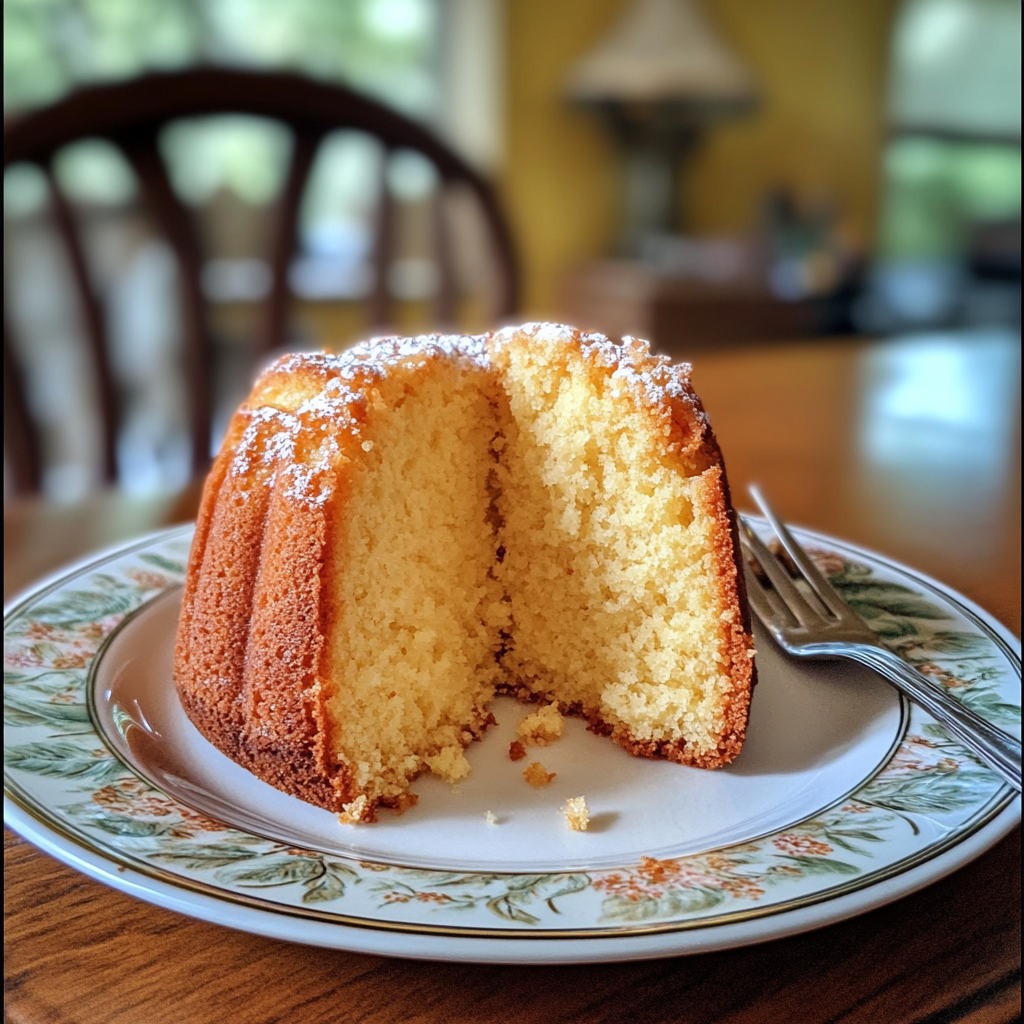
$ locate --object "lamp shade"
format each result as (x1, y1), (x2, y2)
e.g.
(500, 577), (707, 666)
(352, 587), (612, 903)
(566, 0), (755, 105)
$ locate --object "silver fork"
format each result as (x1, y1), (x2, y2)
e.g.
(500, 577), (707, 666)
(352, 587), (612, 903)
(741, 485), (1021, 792)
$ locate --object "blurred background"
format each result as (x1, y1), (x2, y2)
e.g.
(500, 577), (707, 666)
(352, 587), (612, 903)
(3, 0), (1021, 502)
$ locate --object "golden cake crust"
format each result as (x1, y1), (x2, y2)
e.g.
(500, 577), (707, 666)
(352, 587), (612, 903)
(176, 358), (360, 813)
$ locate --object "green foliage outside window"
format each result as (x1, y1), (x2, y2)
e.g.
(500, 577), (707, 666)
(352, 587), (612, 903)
(4, 0), (440, 211)
(880, 137), (1021, 261)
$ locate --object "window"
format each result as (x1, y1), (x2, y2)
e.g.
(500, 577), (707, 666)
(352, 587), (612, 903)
(863, 0), (1021, 331)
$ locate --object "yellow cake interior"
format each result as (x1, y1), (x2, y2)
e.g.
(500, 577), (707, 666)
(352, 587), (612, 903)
(492, 339), (735, 756)
(321, 356), (508, 809)
(310, 337), (741, 813)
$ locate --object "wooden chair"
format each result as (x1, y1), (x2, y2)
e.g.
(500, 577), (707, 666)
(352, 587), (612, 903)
(3, 68), (519, 494)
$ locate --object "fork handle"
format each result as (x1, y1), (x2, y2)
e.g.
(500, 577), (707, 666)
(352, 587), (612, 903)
(849, 645), (1021, 792)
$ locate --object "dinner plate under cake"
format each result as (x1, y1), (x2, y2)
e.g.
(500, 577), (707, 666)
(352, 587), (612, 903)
(4, 522), (1020, 963)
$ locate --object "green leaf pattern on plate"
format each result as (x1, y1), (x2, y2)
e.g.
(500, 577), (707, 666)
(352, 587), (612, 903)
(4, 532), (1019, 930)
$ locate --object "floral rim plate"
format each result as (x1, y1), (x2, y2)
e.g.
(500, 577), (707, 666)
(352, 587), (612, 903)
(4, 522), (1020, 964)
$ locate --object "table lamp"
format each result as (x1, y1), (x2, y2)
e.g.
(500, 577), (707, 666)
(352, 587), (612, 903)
(566, 0), (756, 253)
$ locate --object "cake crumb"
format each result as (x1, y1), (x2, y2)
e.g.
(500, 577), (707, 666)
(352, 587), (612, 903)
(523, 761), (556, 787)
(338, 795), (369, 825)
(508, 740), (526, 761)
(517, 703), (564, 747)
(391, 792), (419, 815)
(425, 745), (472, 782)
(484, 810), (499, 826)
(563, 796), (590, 832)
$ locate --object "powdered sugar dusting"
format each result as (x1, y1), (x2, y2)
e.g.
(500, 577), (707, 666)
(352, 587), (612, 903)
(228, 326), (706, 508)
(231, 335), (492, 507)
(345, 333), (490, 372)
(230, 406), (299, 480)
(281, 435), (340, 506)
(493, 323), (705, 426)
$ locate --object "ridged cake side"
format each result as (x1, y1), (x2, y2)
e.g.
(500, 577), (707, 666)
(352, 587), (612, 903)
(175, 356), (360, 810)
(174, 339), (505, 819)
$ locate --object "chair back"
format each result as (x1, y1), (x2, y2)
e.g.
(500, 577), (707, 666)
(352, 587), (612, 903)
(4, 68), (518, 493)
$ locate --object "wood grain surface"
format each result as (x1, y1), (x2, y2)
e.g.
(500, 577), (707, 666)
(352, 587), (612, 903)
(5, 334), (1021, 1024)
(4, 826), (1019, 1024)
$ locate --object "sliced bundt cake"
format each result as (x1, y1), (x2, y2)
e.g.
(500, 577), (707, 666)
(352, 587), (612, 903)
(174, 325), (755, 821)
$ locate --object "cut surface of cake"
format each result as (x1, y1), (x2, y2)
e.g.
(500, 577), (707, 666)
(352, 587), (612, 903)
(490, 326), (752, 766)
(174, 323), (755, 821)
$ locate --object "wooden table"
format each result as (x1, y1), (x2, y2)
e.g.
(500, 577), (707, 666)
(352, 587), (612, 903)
(5, 334), (1020, 1024)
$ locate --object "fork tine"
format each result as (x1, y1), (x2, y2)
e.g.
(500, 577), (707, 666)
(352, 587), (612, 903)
(748, 484), (851, 619)
(741, 559), (789, 629)
(740, 518), (821, 625)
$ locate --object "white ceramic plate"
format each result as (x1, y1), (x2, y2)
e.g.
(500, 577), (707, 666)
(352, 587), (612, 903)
(4, 522), (1020, 963)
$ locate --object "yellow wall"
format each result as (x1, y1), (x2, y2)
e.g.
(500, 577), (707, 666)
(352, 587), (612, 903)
(502, 0), (900, 317)
(503, 0), (624, 318)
